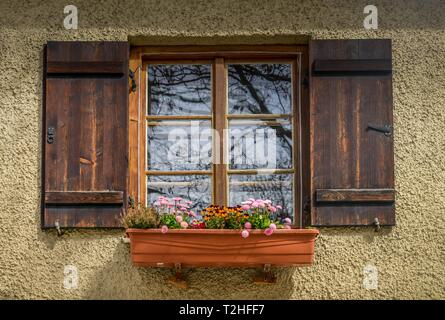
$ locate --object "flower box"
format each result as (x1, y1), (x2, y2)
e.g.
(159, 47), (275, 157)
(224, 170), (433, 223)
(127, 228), (319, 268)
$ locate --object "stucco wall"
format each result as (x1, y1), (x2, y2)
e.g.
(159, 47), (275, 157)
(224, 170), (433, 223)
(0, 0), (444, 299)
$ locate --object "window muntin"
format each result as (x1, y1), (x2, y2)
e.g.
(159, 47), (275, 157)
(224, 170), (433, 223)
(145, 58), (300, 221)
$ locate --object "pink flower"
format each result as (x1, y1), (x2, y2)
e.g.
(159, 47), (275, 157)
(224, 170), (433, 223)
(264, 200), (272, 204)
(241, 229), (250, 238)
(180, 207), (188, 211)
(241, 204), (251, 211)
(241, 200), (252, 205)
(185, 200), (193, 204)
(160, 200), (169, 205)
(269, 223), (277, 230)
(188, 211), (196, 217)
(284, 217), (292, 224)
(248, 198), (255, 202)
(276, 205), (282, 210)
(172, 197), (183, 202)
(175, 215), (183, 223)
(284, 224), (291, 229)
(161, 225), (168, 234)
(264, 228), (274, 236)
(180, 221), (188, 229)
(244, 222), (252, 229)
(251, 201), (259, 208)
(269, 206), (277, 213)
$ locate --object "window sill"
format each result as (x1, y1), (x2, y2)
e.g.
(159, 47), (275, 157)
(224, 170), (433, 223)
(126, 228), (319, 267)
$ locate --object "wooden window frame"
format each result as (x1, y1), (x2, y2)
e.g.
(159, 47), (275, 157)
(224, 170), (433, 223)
(129, 45), (309, 227)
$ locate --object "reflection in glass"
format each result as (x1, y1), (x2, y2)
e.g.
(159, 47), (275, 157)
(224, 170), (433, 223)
(229, 174), (294, 220)
(147, 175), (211, 213)
(228, 64), (292, 115)
(147, 120), (212, 171)
(148, 64), (211, 115)
(228, 119), (292, 170)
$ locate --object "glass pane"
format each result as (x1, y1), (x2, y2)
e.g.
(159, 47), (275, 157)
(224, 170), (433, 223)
(148, 64), (211, 115)
(228, 64), (292, 115)
(147, 120), (212, 171)
(229, 174), (294, 220)
(228, 119), (292, 170)
(147, 175), (211, 213)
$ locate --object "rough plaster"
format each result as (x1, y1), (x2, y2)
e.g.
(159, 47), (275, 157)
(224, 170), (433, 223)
(0, 0), (444, 299)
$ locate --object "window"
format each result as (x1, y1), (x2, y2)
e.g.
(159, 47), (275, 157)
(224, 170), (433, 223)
(43, 40), (395, 229)
(136, 46), (307, 226)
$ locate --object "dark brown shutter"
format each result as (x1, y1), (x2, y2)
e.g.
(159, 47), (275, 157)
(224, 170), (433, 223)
(309, 39), (395, 226)
(42, 41), (129, 228)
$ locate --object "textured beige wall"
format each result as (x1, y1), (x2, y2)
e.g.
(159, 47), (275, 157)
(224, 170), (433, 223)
(0, 0), (444, 299)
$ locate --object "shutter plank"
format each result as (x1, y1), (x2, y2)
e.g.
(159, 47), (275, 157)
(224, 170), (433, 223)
(43, 41), (129, 228)
(316, 189), (395, 203)
(45, 191), (124, 204)
(313, 59), (391, 74)
(310, 39), (395, 226)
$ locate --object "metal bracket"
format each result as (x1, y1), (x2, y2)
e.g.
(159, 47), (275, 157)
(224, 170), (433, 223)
(253, 264), (277, 284)
(374, 217), (381, 232)
(129, 69), (137, 92)
(54, 220), (63, 236)
(167, 263), (188, 289)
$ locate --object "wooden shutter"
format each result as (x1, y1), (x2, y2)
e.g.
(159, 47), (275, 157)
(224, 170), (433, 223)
(42, 41), (129, 228)
(310, 39), (395, 226)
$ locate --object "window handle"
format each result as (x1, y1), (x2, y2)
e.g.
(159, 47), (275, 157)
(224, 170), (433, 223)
(367, 124), (392, 137)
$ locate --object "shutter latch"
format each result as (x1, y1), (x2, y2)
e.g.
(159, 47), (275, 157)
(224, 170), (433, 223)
(367, 124), (392, 137)
(47, 126), (55, 144)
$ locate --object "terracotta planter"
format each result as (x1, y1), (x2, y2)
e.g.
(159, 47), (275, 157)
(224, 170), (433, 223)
(126, 228), (319, 268)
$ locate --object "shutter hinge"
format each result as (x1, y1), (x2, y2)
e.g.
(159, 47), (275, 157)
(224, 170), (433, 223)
(128, 195), (135, 208)
(129, 68), (137, 92)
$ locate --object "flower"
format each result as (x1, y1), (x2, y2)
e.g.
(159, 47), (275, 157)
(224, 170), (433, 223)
(269, 223), (277, 230)
(180, 221), (188, 229)
(172, 197), (183, 202)
(264, 200), (272, 204)
(276, 205), (282, 210)
(251, 201), (259, 208)
(161, 225), (168, 234)
(284, 224), (291, 229)
(269, 206), (277, 213)
(241, 204), (251, 211)
(185, 200), (193, 205)
(175, 215), (183, 223)
(241, 229), (250, 238)
(284, 217), (292, 224)
(264, 228), (274, 236)
(244, 222), (252, 229)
